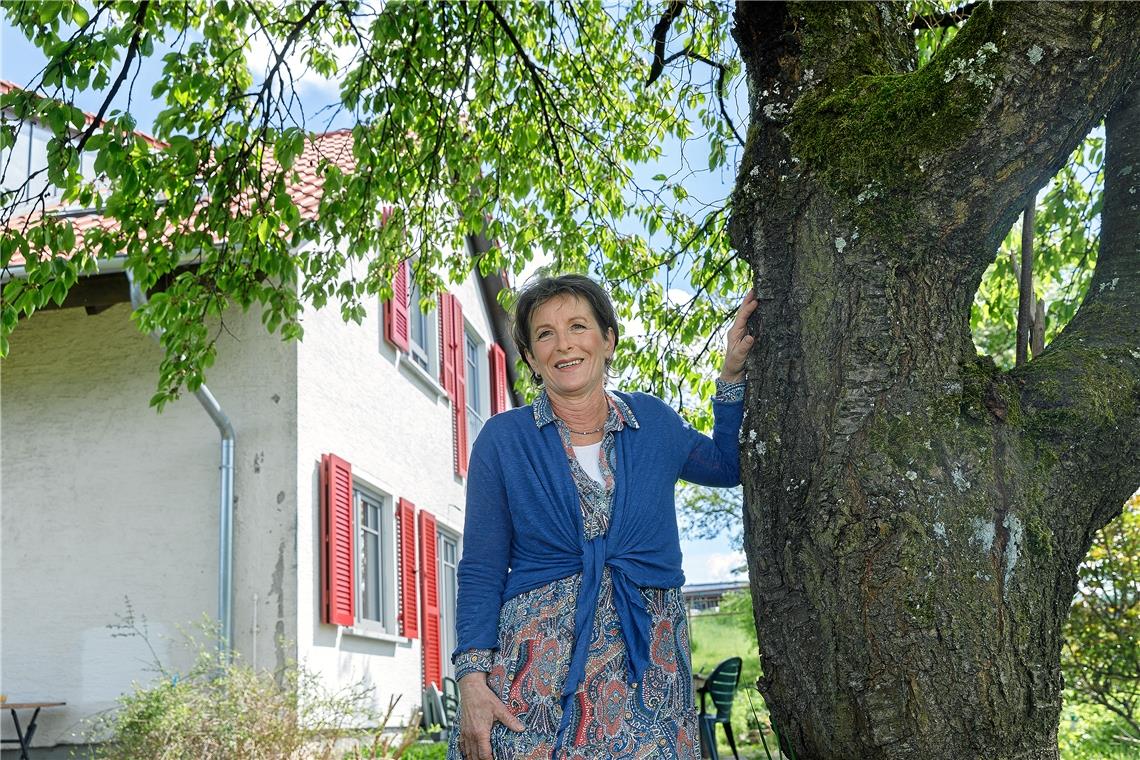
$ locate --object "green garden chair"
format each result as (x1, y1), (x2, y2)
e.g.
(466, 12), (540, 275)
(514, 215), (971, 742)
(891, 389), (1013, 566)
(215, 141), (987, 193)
(422, 684), (446, 740)
(697, 656), (743, 760)
(442, 676), (460, 738)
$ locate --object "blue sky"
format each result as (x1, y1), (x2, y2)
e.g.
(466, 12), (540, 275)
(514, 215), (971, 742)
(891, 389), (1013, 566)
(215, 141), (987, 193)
(1, 18), (747, 584)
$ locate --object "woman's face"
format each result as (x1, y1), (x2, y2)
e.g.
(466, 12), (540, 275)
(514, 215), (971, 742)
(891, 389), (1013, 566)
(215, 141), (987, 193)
(524, 294), (615, 398)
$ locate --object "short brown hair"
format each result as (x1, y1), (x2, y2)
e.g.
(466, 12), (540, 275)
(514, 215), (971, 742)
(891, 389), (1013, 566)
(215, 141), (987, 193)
(511, 274), (620, 385)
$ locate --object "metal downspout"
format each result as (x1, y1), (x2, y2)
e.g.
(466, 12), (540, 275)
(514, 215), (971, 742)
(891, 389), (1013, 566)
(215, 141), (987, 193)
(126, 270), (235, 658)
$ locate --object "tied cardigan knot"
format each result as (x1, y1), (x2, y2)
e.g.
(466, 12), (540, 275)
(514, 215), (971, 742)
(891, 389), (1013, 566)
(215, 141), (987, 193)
(554, 535), (655, 751)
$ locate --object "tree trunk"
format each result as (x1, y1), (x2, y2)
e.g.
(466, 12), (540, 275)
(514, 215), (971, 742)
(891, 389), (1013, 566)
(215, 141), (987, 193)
(729, 3), (1140, 758)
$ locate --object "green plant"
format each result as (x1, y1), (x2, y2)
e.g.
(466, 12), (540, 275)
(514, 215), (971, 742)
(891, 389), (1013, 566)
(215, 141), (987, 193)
(399, 741), (448, 760)
(1059, 699), (1140, 760)
(88, 604), (375, 760)
(1063, 493), (1140, 745)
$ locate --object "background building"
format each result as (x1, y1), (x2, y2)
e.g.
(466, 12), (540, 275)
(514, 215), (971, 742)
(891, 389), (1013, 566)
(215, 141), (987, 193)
(1, 87), (521, 752)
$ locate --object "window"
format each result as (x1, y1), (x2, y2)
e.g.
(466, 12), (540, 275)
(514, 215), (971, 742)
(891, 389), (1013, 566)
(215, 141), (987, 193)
(357, 490), (386, 626)
(321, 454), (419, 638)
(355, 487), (396, 634)
(438, 531), (459, 679)
(27, 125), (54, 202)
(465, 331), (486, 450)
(1, 123), (29, 195)
(1, 122), (47, 209)
(408, 282), (433, 372)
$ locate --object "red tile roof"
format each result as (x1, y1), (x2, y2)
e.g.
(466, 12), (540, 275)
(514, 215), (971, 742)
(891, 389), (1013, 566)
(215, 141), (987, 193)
(4, 127), (361, 268)
(1, 79), (168, 149)
(4, 79), (369, 268)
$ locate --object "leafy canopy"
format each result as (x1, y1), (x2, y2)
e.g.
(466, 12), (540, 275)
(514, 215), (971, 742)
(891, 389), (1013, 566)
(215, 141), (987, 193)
(2, 0), (746, 409)
(0, 0), (1101, 409)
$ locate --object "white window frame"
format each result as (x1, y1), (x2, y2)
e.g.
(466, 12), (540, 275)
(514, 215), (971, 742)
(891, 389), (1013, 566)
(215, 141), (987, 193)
(438, 527), (460, 680)
(465, 328), (487, 453)
(407, 280), (437, 375)
(353, 484), (398, 637)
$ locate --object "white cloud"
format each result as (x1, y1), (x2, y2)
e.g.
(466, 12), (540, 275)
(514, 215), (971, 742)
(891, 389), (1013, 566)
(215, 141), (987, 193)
(666, 287), (692, 307)
(684, 549), (747, 587)
(246, 28), (351, 99)
(705, 551), (747, 582)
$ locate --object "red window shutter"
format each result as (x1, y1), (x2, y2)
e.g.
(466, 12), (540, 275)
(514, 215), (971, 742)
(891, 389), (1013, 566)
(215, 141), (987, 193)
(383, 260), (410, 351)
(452, 298), (468, 476)
(419, 510), (441, 689)
(489, 342), (508, 415)
(398, 498), (419, 639)
(439, 293), (455, 399)
(320, 453), (354, 627)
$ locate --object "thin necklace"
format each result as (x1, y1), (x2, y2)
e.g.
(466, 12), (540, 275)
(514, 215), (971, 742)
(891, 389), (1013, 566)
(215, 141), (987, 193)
(567, 421), (606, 436)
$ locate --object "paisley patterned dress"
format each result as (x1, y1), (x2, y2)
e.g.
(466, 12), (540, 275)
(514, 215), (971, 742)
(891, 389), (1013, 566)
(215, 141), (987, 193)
(449, 384), (743, 759)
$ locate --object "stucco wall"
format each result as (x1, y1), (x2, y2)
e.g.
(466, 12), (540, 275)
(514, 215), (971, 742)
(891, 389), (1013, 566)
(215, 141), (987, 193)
(0, 295), (298, 747)
(296, 268), (502, 726)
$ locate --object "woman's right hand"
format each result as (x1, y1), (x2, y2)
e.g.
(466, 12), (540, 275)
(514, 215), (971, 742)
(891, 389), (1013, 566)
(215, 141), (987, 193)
(458, 672), (525, 760)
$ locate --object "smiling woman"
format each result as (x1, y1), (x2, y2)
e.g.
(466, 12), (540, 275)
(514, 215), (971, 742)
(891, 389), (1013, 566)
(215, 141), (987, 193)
(449, 274), (757, 760)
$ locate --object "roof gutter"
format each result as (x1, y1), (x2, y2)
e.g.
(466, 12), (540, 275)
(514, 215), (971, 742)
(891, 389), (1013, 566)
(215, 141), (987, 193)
(1, 250), (197, 284)
(125, 267), (236, 660)
(2, 255), (123, 284)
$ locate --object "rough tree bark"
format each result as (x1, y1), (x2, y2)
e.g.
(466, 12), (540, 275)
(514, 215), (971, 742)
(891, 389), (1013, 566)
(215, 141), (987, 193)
(729, 2), (1140, 758)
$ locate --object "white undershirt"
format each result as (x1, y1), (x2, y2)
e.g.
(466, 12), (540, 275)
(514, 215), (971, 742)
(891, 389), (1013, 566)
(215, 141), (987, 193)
(572, 442), (605, 484)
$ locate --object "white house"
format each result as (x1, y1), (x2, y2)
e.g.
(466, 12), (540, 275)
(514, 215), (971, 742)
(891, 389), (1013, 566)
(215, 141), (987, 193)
(0, 84), (521, 752)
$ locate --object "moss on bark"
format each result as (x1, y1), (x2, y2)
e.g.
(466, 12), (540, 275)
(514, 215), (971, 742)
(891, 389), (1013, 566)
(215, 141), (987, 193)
(787, 4), (1004, 226)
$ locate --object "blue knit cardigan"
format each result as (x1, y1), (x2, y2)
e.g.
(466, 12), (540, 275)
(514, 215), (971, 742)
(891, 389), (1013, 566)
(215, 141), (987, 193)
(454, 390), (743, 732)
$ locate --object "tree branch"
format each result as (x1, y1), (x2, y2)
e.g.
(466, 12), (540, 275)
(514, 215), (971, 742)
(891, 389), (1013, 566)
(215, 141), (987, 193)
(909, 1), (980, 31)
(256, 0), (327, 118)
(646, 40), (743, 146)
(73, 1), (150, 155)
(1019, 81), (1140, 531)
(646, 0), (685, 86)
(482, 0), (564, 172)
(927, 2), (1140, 267)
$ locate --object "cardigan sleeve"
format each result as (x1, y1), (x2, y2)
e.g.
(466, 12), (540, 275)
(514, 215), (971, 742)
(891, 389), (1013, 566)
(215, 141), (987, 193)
(453, 432), (513, 657)
(453, 648), (494, 680)
(678, 389), (744, 488)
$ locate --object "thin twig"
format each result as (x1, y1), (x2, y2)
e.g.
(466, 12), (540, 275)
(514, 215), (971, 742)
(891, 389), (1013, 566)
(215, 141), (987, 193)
(482, 0), (564, 172)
